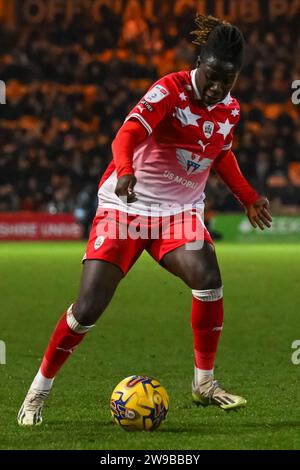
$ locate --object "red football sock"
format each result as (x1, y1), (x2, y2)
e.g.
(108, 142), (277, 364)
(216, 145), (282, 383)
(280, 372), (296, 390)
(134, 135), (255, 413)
(191, 295), (224, 371)
(40, 312), (86, 379)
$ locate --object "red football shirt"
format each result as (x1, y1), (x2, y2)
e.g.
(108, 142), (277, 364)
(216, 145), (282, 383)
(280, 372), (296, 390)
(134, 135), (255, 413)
(99, 70), (241, 216)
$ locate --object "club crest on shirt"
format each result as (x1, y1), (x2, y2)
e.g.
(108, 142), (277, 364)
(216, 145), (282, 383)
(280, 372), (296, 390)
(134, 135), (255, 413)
(144, 85), (169, 103)
(203, 121), (214, 139)
(176, 149), (212, 176)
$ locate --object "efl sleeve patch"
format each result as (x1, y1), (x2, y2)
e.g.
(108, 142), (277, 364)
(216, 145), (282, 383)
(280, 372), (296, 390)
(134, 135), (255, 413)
(124, 76), (176, 134)
(144, 84), (170, 103)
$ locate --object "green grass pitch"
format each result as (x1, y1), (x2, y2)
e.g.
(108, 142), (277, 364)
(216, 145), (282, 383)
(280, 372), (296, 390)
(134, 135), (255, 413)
(0, 242), (299, 450)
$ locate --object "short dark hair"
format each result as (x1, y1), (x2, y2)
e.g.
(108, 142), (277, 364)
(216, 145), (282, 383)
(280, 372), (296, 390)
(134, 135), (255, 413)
(191, 14), (245, 70)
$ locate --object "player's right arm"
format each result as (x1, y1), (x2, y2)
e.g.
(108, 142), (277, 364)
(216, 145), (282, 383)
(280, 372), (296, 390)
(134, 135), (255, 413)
(113, 120), (147, 203)
(112, 76), (177, 203)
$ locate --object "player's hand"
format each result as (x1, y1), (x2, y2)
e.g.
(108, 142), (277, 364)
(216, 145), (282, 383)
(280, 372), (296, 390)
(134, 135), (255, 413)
(115, 174), (138, 203)
(245, 197), (272, 230)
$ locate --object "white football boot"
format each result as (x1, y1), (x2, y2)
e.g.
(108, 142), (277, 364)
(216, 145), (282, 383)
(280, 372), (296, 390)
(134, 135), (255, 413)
(192, 378), (247, 410)
(17, 389), (50, 426)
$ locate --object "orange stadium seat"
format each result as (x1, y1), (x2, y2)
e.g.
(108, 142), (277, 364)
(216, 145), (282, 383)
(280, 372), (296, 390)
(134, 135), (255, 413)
(289, 162), (300, 187)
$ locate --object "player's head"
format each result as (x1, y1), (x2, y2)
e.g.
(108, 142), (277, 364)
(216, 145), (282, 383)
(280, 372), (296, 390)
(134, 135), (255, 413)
(191, 14), (245, 106)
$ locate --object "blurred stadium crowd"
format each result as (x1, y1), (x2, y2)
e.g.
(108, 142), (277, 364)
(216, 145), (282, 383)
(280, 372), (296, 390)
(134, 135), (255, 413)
(1, 5), (300, 230)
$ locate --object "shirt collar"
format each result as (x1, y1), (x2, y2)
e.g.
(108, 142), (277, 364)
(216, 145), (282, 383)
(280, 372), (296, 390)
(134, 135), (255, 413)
(190, 69), (232, 108)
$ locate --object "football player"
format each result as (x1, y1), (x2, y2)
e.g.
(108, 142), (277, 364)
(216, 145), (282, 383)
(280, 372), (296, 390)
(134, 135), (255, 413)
(18, 15), (272, 425)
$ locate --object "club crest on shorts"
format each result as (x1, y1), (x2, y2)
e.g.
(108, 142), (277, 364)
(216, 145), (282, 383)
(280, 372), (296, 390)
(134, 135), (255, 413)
(94, 236), (105, 250)
(144, 85), (169, 103)
(203, 121), (214, 139)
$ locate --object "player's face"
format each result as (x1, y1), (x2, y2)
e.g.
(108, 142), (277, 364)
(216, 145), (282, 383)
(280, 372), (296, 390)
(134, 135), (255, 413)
(196, 56), (239, 106)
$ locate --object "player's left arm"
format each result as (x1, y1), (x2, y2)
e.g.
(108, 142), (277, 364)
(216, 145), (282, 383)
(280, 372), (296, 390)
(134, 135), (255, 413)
(213, 100), (271, 230)
(213, 149), (272, 230)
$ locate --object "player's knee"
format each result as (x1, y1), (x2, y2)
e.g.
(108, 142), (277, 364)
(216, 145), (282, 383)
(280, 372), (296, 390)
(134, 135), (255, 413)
(203, 269), (222, 290)
(73, 293), (109, 325)
(188, 265), (222, 290)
